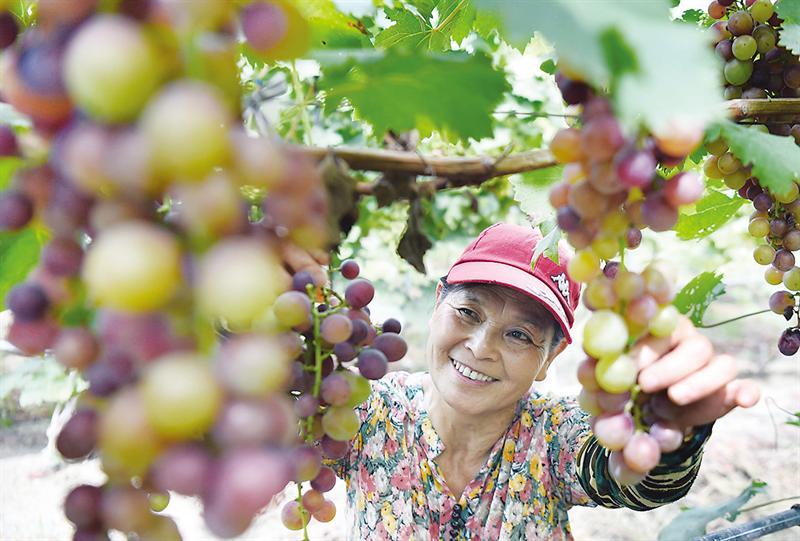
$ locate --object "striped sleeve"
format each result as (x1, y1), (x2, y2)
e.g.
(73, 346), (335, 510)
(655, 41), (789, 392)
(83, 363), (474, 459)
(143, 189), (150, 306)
(576, 423), (714, 511)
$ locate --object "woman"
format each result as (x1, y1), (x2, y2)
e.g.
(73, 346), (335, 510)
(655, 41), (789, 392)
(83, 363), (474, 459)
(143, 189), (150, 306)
(323, 223), (760, 540)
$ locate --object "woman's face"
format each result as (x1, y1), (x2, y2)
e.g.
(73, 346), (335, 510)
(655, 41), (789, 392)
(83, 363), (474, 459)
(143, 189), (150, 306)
(426, 284), (565, 418)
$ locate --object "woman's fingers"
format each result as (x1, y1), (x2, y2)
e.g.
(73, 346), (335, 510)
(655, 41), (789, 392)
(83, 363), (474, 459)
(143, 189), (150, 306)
(636, 332), (714, 394)
(670, 378), (761, 428)
(280, 242), (328, 286)
(630, 316), (695, 372)
(666, 354), (736, 406)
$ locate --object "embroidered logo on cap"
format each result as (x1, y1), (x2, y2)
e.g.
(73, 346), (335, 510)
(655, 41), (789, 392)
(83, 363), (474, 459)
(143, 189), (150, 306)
(551, 272), (570, 300)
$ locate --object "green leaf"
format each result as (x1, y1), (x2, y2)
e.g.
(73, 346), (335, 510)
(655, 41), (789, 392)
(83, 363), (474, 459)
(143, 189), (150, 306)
(318, 50), (509, 140)
(0, 226), (47, 310)
(674, 189), (745, 240)
(658, 481), (767, 540)
(539, 59), (557, 75)
(673, 271), (726, 326)
(293, 0), (372, 49)
(375, 0), (476, 51)
(710, 120), (800, 199)
(474, 0), (724, 133)
(679, 9), (706, 24)
(779, 23), (800, 56)
(0, 157), (25, 191)
(776, 0), (800, 24)
(787, 412), (800, 427)
(509, 166), (562, 221)
(532, 217), (561, 265)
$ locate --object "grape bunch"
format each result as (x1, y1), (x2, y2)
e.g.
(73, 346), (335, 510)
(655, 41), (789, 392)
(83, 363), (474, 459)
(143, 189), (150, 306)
(703, 136), (800, 355)
(0, 2), (407, 540)
(550, 73), (707, 485)
(707, 0), (800, 100)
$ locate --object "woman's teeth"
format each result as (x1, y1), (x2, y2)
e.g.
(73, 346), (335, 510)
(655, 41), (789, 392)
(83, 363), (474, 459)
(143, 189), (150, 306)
(451, 358), (496, 382)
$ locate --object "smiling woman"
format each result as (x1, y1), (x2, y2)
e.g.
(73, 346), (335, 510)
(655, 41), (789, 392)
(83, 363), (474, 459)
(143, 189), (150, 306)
(323, 223), (758, 541)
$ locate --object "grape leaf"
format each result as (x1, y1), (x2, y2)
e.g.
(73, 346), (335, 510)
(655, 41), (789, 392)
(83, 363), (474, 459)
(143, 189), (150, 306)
(708, 120), (800, 198)
(672, 272), (725, 327)
(779, 24), (800, 56)
(539, 59), (557, 75)
(674, 189), (744, 240)
(292, 0), (371, 49)
(679, 9), (706, 24)
(657, 481), (767, 541)
(318, 50), (509, 140)
(776, 0), (800, 24)
(531, 217), (561, 265)
(787, 412), (800, 427)
(0, 226), (47, 311)
(376, 0), (477, 51)
(473, 0), (724, 134)
(509, 166), (562, 223)
(0, 156), (25, 191)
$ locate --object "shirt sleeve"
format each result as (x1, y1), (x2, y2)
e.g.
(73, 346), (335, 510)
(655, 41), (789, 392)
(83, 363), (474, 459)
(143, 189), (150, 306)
(577, 423), (714, 511)
(321, 371), (401, 479)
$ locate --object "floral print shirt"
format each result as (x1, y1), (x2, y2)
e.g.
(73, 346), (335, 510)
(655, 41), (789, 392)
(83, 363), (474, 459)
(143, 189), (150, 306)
(325, 371), (708, 540)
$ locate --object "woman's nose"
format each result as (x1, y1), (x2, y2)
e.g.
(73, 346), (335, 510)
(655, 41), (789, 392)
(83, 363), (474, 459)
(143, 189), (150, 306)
(464, 322), (500, 361)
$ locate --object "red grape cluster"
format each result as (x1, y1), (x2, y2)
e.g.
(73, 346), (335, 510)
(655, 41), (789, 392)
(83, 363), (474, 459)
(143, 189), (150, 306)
(550, 73), (706, 485)
(707, 0), (798, 99)
(0, 2), (407, 540)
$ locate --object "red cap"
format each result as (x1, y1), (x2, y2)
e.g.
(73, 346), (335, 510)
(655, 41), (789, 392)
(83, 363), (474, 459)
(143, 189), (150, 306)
(445, 223), (581, 343)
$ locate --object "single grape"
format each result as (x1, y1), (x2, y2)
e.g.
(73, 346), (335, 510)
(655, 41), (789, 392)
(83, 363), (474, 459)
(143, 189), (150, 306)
(577, 357), (600, 391)
(556, 206), (582, 232)
(568, 181), (610, 219)
(550, 128), (584, 164)
(732, 35), (758, 60)
(345, 279), (375, 309)
(625, 295), (658, 327)
(347, 318), (370, 345)
(753, 24), (777, 53)
(302, 489), (325, 513)
(333, 341), (357, 362)
(626, 227), (643, 249)
(785, 65), (800, 89)
(664, 172), (703, 207)
(57, 409), (98, 460)
(623, 432), (661, 473)
(567, 249), (601, 283)
(241, 1), (289, 52)
(783, 267), (800, 291)
(584, 276), (616, 310)
(703, 155), (724, 179)
(750, 0), (774, 23)
(341, 371), (371, 407)
(753, 245), (776, 266)
(717, 152), (742, 176)
(372, 332), (408, 362)
(7, 282), (50, 322)
(724, 59), (753, 86)
(580, 115), (624, 162)
(321, 372), (353, 407)
(141, 353), (222, 439)
(313, 499), (337, 523)
(608, 451), (647, 486)
(213, 396), (296, 447)
(273, 290), (312, 329)
(770, 218), (789, 238)
(649, 421), (684, 453)
(708, 1), (725, 19)
(320, 313), (353, 344)
(293, 445), (323, 483)
(340, 259), (360, 280)
(578, 388), (601, 416)
(778, 328), (800, 356)
(216, 333), (292, 397)
(321, 435), (349, 459)
(649, 305), (680, 338)
(64, 485), (104, 529)
(148, 444), (213, 496)
(641, 194), (679, 232)
(728, 10), (755, 35)
(549, 182), (571, 209)
(784, 230), (800, 252)
(584, 311), (628, 359)
(100, 486), (152, 533)
(311, 465), (337, 493)
(357, 348), (388, 380)
(596, 390), (630, 414)
(148, 491), (170, 513)
(322, 405), (360, 441)
(593, 411), (635, 451)
(595, 354), (637, 394)
(774, 249), (796, 272)
(0, 191), (34, 231)
(292, 271), (317, 292)
(765, 266), (785, 286)
(7, 317), (59, 355)
(748, 217), (770, 237)
(382, 318), (402, 334)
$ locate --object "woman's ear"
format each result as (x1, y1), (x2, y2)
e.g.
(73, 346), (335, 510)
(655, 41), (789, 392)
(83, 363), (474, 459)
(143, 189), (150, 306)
(533, 337), (568, 381)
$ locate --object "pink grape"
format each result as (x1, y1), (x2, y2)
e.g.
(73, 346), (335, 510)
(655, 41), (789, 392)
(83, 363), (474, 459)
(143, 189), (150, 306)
(773, 250), (796, 272)
(769, 291), (795, 315)
(649, 421), (684, 453)
(293, 444), (322, 482)
(294, 394), (320, 418)
(580, 115), (624, 161)
(280, 500), (308, 531)
(311, 465), (337, 492)
(313, 499), (337, 522)
(608, 451), (647, 486)
(302, 489), (325, 512)
(212, 396), (296, 447)
(42, 237), (84, 277)
(7, 282), (50, 321)
(321, 372), (352, 407)
(291, 271), (316, 292)
(347, 318), (370, 344)
(333, 341), (357, 362)
(596, 391), (630, 414)
(622, 432), (661, 473)
(0, 191), (34, 230)
(593, 411), (635, 451)
(372, 332), (408, 362)
(100, 486), (152, 533)
(241, 1), (289, 52)
(53, 327), (100, 370)
(615, 148), (656, 189)
(0, 12), (19, 50)
(321, 436), (349, 459)
(577, 357), (599, 391)
(320, 313), (353, 344)
(641, 194), (679, 232)
(663, 172), (703, 207)
(345, 279), (375, 309)
(8, 317), (59, 355)
(341, 259), (360, 279)
(148, 444), (212, 497)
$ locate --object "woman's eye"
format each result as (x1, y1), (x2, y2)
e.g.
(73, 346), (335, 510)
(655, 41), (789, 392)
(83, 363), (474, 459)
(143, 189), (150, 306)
(456, 307), (478, 320)
(509, 330), (532, 343)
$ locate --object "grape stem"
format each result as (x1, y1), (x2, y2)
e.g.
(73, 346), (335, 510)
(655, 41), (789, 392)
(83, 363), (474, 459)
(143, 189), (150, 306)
(296, 482), (310, 541)
(737, 496), (800, 515)
(696, 308), (772, 329)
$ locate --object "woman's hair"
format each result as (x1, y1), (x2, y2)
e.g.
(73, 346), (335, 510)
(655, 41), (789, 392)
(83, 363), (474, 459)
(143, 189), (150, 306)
(437, 277), (565, 352)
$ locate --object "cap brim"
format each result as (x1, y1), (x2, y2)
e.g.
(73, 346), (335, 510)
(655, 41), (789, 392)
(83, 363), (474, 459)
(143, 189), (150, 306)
(447, 261), (573, 343)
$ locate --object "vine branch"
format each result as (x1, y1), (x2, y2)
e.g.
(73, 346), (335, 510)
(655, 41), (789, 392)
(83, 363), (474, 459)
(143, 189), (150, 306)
(727, 98), (800, 121)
